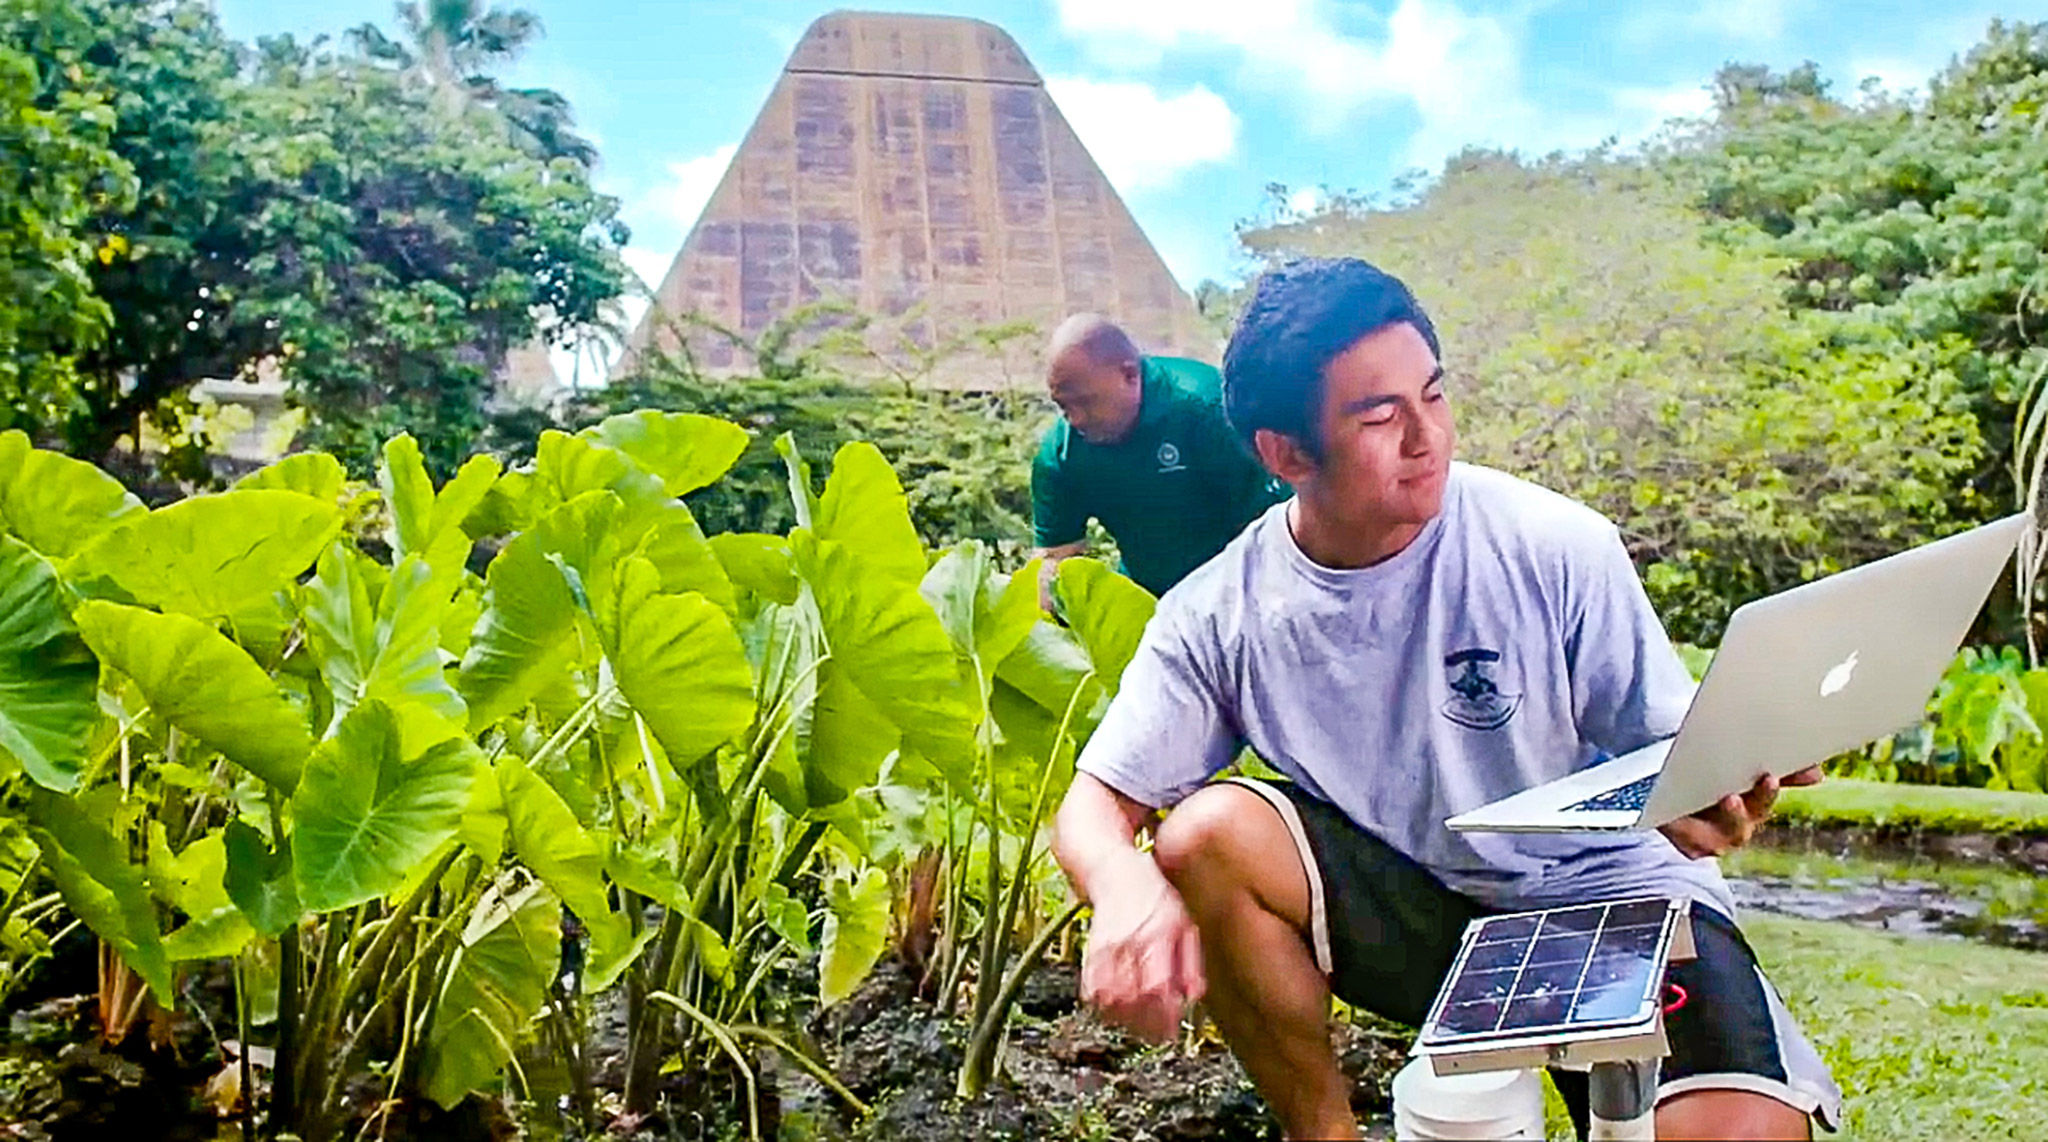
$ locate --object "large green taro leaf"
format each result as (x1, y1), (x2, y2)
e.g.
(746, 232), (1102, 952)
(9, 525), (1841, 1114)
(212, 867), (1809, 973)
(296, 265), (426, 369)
(456, 505), (583, 730)
(290, 700), (479, 913)
(496, 757), (649, 993)
(1054, 557), (1157, 693)
(150, 829), (255, 962)
(223, 819), (300, 938)
(920, 545), (1042, 696)
(304, 546), (466, 730)
(802, 662), (902, 808)
(791, 531), (975, 765)
(26, 789), (172, 1005)
(577, 410), (749, 498)
(74, 601), (314, 793)
(70, 489), (341, 623)
(0, 429), (144, 560)
(420, 881), (560, 1109)
(380, 435), (500, 583)
(531, 434), (734, 611)
(709, 534), (798, 605)
(819, 867), (889, 1009)
(0, 537), (99, 791)
(233, 452), (347, 503)
(814, 441), (926, 590)
(606, 558), (755, 769)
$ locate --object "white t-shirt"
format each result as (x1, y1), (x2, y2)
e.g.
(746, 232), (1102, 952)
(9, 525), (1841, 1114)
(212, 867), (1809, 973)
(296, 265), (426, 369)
(1076, 461), (1737, 916)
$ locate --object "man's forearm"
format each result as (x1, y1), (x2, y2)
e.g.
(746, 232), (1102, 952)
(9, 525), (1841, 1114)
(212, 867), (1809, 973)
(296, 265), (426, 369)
(1050, 772), (1162, 907)
(1031, 540), (1088, 612)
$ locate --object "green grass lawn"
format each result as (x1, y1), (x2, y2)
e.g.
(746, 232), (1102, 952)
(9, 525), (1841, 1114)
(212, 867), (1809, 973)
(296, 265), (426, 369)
(1750, 782), (2048, 1135)
(1536, 914), (2048, 1141)
(1741, 914), (2048, 1140)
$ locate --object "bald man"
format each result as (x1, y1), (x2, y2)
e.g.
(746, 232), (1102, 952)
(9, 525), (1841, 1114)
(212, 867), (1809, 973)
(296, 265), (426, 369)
(1030, 315), (1290, 609)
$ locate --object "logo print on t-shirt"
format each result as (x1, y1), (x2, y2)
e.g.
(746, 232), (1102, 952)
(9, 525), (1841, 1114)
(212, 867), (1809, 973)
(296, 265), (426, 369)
(1441, 648), (1522, 731)
(1156, 441), (1186, 472)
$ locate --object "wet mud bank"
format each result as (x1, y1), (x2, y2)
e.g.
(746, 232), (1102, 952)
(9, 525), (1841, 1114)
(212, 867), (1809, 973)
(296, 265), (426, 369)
(1728, 823), (2048, 953)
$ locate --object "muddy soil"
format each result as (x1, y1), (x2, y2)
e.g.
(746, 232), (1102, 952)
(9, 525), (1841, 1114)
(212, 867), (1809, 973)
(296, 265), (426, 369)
(1761, 821), (2048, 875)
(779, 958), (1411, 1142)
(1731, 825), (2048, 952)
(0, 994), (224, 1142)
(1727, 872), (2048, 951)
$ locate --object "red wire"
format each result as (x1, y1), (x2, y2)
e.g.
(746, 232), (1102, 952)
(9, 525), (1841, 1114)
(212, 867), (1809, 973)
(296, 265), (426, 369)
(1663, 982), (1690, 1014)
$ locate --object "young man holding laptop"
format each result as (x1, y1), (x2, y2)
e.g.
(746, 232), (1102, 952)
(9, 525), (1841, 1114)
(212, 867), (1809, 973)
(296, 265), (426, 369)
(1049, 257), (1892, 1139)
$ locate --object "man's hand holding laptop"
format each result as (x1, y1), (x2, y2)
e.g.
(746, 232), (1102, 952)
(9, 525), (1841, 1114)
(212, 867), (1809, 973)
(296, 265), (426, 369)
(1660, 764), (1824, 859)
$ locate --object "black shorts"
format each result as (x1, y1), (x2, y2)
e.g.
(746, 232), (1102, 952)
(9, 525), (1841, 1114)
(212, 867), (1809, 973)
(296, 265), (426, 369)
(1226, 777), (1843, 1135)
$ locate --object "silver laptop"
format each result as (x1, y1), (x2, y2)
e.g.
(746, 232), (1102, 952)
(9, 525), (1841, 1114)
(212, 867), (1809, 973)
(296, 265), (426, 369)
(1446, 512), (2029, 834)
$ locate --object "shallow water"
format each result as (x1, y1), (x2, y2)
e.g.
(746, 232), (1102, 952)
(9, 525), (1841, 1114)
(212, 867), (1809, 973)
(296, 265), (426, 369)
(1723, 844), (2048, 953)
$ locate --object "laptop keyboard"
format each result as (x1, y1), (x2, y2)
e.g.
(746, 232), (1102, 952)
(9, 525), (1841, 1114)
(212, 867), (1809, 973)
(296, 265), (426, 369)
(1566, 774), (1657, 813)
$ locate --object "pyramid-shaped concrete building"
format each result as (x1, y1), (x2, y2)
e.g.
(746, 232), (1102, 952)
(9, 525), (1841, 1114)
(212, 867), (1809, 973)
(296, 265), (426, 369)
(619, 10), (1215, 389)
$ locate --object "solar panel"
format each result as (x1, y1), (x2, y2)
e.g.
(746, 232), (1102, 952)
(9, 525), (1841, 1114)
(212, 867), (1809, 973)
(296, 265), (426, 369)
(1418, 897), (1685, 1052)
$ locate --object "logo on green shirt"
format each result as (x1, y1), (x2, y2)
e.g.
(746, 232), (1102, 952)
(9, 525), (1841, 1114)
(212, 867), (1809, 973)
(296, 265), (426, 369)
(1156, 441), (1185, 472)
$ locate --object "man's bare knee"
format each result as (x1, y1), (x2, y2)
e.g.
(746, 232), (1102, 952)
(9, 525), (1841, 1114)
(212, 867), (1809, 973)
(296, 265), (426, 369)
(1658, 1089), (1812, 1141)
(1154, 786), (1262, 880)
(1152, 785), (1309, 926)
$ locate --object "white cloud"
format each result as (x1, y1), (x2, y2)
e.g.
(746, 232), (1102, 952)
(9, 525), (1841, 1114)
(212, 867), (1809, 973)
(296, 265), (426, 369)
(1052, 0), (1537, 160)
(621, 246), (673, 294)
(1051, 0), (1300, 68)
(610, 142), (738, 326)
(1848, 55), (1938, 101)
(1055, 0), (1740, 177)
(653, 144), (739, 235)
(1609, 81), (1717, 126)
(1286, 186), (1325, 217)
(1618, 0), (1804, 48)
(1043, 77), (1239, 195)
(564, 142), (741, 384)
(764, 21), (807, 57)
(1843, 11), (2005, 103)
(1683, 0), (1800, 42)
(1144, 215), (1243, 292)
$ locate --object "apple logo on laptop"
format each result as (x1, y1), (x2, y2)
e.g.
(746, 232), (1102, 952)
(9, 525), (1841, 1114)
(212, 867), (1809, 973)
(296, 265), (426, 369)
(1820, 651), (1859, 697)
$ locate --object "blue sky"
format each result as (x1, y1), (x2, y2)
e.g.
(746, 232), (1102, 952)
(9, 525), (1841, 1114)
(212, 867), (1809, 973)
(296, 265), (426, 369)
(214, 0), (2040, 374)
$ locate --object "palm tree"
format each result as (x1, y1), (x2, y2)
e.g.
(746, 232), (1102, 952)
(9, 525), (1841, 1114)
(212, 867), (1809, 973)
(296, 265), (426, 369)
(401, 0), (536, 81)
(348, 0), (597, 167)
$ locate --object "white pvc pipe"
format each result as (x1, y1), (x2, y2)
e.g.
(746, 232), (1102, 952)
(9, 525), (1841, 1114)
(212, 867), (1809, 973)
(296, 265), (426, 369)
(1587, 1060), (1660, 1141)
(1589, 1108), (1657, 1141)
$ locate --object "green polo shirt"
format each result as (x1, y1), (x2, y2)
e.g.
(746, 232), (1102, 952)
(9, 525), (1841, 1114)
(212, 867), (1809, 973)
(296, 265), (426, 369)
(1031, 355), (1291, 598)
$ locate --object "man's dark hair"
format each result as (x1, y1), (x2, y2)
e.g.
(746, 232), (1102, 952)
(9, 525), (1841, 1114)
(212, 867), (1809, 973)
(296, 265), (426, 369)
(1221, 256), (1442, 460)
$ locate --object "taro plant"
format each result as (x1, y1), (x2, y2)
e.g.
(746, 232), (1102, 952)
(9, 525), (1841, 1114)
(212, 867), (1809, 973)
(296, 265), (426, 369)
(0, 426), (640, 1140)
(838, 545), (1155, 1100)
(947, 557), (1155, 1098)
(0, 413), (1146, 1140)
(595, 429), (997, 1127)
(0, 418), (836, 1139)
(1836, 646), (2048, 792)
(2012, 351), (2048, 661)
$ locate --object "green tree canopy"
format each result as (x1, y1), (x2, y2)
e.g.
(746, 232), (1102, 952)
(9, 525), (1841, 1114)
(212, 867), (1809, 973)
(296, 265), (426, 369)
(348, 0), (598, 167)
(1675, 19), (2048, 504)
(235, 33), (628, 476)
(3, 0), (628, 478)
(0, 0), (131, 439)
